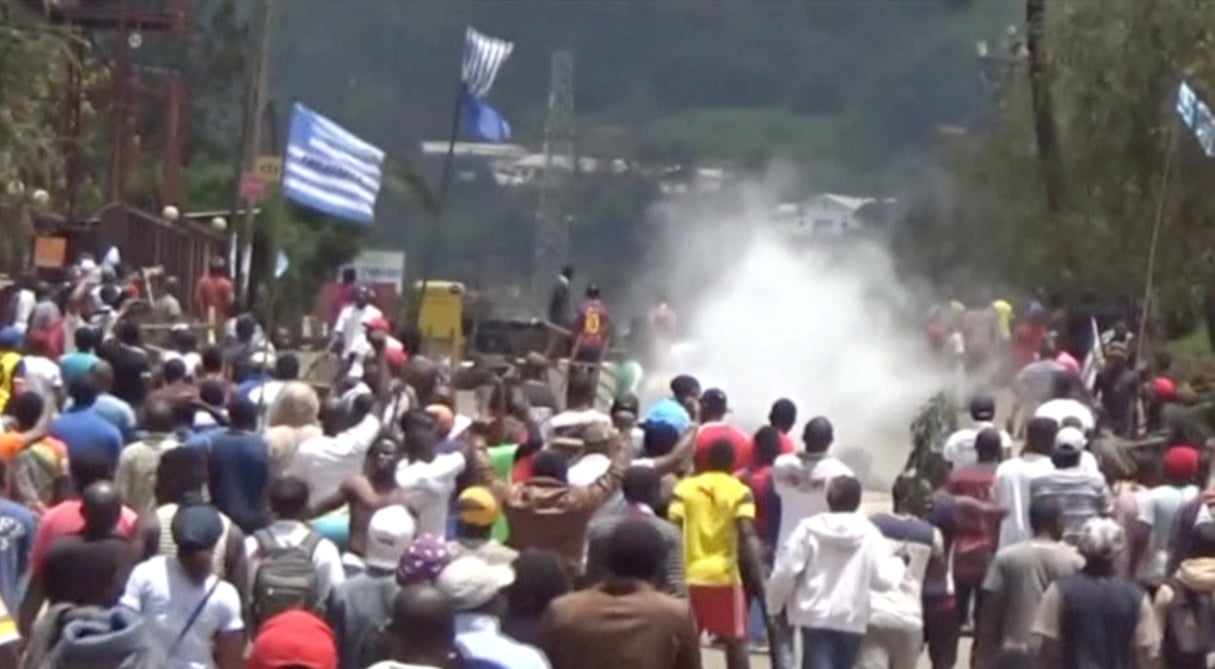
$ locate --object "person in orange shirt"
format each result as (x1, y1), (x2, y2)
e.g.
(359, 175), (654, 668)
(0, 392), (67, 513)
(195, 256), (235, 324)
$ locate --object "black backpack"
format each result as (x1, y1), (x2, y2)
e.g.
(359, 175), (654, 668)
(1163, 577), (1215, 666)
(249, 529), (323, 627)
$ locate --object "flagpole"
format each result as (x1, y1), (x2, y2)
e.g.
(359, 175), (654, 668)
(409, 83), (463, 345)
(1136, 118), (1178, 364)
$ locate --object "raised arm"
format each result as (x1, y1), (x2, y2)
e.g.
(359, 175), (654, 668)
(571, 431), (632, 512)
(470, 432), (511, 501)
(649, 425), (697, 477)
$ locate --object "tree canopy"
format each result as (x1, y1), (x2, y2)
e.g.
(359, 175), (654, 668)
(902, 0), (1215, 335)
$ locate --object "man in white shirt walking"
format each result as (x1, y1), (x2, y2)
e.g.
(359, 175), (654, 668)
(122, 503), (245, 669)
(993, 416), (1058, 549)
(771, 417), (854, 552)
(941, 395), (1013, 467)
(768, 476), (905, 669)
(331, 286), (383, 377)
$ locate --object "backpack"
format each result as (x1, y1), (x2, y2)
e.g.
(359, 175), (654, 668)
(1162, 577), (1215, 665)
(249, 529), (323, 627)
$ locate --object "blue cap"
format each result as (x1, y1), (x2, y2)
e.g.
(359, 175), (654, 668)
(643, 398), (691, 433)
(0, 327), (21, 349)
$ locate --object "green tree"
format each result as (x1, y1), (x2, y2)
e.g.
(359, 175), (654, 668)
(0, 1), (109, 270)
(919, 0), (1215, 332)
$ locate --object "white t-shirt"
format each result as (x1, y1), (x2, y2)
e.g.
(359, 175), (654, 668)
(396, 452), (466, 537)
(245, 520), (345, 603)
(246, 380), (286, 415)
(1137, 484), (1199, 582)
(1034, 399), (1096, 433)
(162, 351), (203, 379)
(121, 555), (244, 669)
(940, 422), (1014, 467)
(543, 408), (611, 441)
(20, 355), (62, 399)
(993, 453), (1055, 549)
(333, 304), (383, 359)
(771, 453), (855, 552)
(288, 414), (382, 505)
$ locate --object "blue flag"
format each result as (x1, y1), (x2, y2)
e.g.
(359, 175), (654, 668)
(459, 28), (513, 143)
(461, 89), (511, 142)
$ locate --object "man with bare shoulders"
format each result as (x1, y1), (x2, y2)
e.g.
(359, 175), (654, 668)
(311, 437), (413, 559)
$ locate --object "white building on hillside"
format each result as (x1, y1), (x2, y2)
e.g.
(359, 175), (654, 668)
(769, 193), (893, 238)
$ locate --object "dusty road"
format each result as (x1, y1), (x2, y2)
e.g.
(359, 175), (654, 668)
(700, 638), (974, 669)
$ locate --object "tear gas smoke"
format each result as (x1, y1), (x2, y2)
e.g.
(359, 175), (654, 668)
(643, 184), (948, 486)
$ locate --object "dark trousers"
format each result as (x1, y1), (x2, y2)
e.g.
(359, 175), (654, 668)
(923, 597), (959, 669)
(955, 584), (984, 629)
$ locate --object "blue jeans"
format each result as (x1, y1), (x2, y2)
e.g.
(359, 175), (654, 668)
(801, 628), (863, 669)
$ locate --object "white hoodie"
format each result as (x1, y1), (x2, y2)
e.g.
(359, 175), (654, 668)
(772, 453), (854, 552)
(767, 511), (905, 634)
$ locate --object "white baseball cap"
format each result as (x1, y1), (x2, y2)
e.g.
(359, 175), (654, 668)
(1054, 426), (1087, 456)
(364, 505), (416, 572)
(436, 555), (515, 611)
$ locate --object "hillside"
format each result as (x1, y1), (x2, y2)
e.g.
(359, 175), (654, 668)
(270, 0), (1020, 169)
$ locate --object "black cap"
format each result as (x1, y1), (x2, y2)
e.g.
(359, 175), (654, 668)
(171, 503), (224, 551)
(701, 388), (728, 413)
(969, 395), (996, 421)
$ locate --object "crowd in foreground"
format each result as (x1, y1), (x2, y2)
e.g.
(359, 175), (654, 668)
(0, 258), (1213, 669)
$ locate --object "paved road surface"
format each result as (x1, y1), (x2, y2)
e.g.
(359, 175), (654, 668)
(700, 637), (974, 669)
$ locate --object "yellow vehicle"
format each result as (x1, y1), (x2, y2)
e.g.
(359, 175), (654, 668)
(414, 280), (466, 361)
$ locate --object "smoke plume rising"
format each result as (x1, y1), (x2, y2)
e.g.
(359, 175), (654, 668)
(641, 179), (947, 486)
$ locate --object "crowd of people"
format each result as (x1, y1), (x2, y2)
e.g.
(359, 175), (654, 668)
(0, 255), (1212, 669)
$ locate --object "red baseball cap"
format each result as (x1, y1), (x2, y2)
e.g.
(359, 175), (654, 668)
(1164, 446), (1201, 482)
(245, 610), (337, 669)
(1151, 376), (1177, 401)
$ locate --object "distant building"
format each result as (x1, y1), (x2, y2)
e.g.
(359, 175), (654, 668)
(493, 154), (601, 186)
(769, 193), (895, 238)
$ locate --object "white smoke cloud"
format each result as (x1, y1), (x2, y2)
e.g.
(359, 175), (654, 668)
(640, 178), (948, 486)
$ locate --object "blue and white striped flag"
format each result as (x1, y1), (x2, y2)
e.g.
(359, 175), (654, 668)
(462, 28), (513, 99)
(1177, 81), (1215, 158)
(283, 103), (385, 225)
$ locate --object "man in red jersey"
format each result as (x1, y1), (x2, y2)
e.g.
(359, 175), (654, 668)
(694, 388), (751, 472)
(572, 284), (612, 365)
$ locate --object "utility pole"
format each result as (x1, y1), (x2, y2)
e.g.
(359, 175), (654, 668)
(234, 0), (274, 300)
(531, 49), (576, 312)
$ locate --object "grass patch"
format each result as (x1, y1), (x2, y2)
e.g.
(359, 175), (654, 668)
(1164, 324), (1215, 387)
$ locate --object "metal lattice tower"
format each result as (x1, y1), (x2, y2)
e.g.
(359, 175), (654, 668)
(531, 49), (576, 311)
